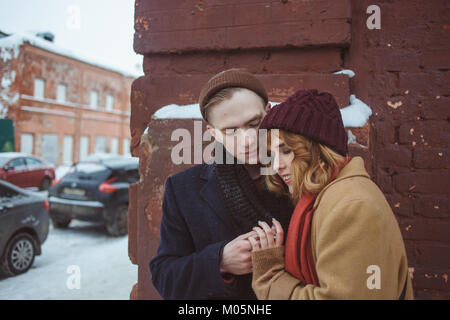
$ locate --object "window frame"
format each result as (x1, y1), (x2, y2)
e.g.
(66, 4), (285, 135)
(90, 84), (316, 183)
(90, 90), (99, 109)
(57, 83), (67, 103)
(34, 78), (45, 99)
(106, 94), (114, 112)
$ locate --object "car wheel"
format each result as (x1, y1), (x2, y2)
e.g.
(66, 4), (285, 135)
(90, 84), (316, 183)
(0, 233), (36, 277)
(51, 216), (72, 228)
(105, 204), (128, 237)
(39, 177), (51, 191)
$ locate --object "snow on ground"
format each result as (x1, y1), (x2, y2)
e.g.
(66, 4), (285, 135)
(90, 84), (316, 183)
(0, 220), (137, 300)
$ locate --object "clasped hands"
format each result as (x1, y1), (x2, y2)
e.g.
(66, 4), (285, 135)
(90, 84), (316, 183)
(219, 218), (284, 276)
(248, 218), (284, 252)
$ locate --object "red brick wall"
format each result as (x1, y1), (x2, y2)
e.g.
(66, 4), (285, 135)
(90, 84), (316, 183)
(129, 0), (449, 299)
(346, 0), (450, 299)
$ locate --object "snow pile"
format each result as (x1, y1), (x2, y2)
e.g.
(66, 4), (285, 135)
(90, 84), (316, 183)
(153, 103), (203, 119)
(1, 70), (16, 88)
(340, 95), (372, 127)
(332, 70), (372, 126)
(0, 35), (21, 63)
(333, 69), (356, 78)
(0, 33), (140, 78)
(0, 66), (18, 119)
(347, 129), (357, 144)
(269, 101), (281, 107)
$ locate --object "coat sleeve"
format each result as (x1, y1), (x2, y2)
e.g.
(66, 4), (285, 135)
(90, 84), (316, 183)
(252, 199), (409, 300)
(149, 176), (238, 300)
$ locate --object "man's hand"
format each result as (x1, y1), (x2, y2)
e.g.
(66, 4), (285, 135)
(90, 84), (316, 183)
(220, 231), (257, 275)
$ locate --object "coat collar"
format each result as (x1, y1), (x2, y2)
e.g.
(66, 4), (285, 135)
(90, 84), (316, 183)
(199, 163), (235, 231)
(313, 156), (370, 210)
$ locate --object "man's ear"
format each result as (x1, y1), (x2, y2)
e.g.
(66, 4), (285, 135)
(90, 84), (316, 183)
(265, 102), (271, 112)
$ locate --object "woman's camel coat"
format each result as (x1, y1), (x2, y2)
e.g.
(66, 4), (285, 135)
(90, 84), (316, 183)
(251, 157), (414, 300)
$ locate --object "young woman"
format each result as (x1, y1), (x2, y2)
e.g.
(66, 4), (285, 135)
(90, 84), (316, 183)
(248, 89), (414, 300)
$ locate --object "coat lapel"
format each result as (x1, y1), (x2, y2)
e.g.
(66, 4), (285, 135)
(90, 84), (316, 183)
(199, 163), (235, 232)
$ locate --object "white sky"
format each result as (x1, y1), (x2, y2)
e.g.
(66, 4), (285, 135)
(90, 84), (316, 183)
(0, 0), (143, 77)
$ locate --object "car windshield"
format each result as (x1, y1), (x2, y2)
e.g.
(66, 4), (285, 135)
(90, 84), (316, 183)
(83, 153), (124, 162)
(0, 156), (10, 167)
(75, 163), (108, 174)
(64, 162), (112, 181)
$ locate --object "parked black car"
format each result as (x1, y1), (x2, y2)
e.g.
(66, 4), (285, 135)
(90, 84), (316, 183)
(0, 179), (50, 277)
(48, 158), (139, 236)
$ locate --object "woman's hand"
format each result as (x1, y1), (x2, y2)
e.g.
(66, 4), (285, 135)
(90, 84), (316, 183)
(248, 218), (284, 252)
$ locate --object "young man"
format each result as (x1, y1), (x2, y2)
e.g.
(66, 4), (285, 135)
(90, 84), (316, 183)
(149, 68), (294, 299)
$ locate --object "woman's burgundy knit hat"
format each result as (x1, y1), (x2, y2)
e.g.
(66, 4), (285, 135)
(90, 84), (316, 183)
(260, 89), (348, 156)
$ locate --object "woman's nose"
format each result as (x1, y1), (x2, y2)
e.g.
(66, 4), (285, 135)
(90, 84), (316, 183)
(273, 154), (286, 172)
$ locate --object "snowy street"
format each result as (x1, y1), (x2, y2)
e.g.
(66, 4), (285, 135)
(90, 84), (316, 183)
(0, 217), (137, 300)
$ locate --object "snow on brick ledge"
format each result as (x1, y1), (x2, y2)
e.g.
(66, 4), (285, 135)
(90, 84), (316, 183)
(152, 104), (202, 119)
(152, 97), (372, 129)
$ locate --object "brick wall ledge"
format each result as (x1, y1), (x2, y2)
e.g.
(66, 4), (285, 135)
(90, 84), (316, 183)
(20, 94), (131, 116)
(20, 105), (126, 124)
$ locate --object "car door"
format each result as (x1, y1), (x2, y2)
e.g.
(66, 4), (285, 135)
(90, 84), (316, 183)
(3, 158), (28, 188)
(0, 184), (22, 252)
(25, 157), (44, 188)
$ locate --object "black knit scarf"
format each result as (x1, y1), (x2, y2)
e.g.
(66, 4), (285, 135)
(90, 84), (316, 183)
(213, 143), (294, 237)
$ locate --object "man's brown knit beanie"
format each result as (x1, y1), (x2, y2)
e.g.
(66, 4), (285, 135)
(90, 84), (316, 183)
(198, 68), (268, 121)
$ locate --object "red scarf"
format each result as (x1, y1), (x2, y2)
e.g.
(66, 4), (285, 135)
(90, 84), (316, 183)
(284, 157), (352, 286)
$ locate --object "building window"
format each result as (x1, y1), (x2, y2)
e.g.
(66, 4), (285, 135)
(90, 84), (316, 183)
(63, 135), (73, 165)
(90, 91), (98, 109)
(79, 136), (89, 161)
(110, 137), (118, 155)
(20, 133), (34, 154)
(57, 84), (67, 103)
(122, 138), (130, 156)
(106, 94), (114, 112)
(34, 78), (45, 99)
(42, 134), (59, 165)
(95, 136), (107, 153)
